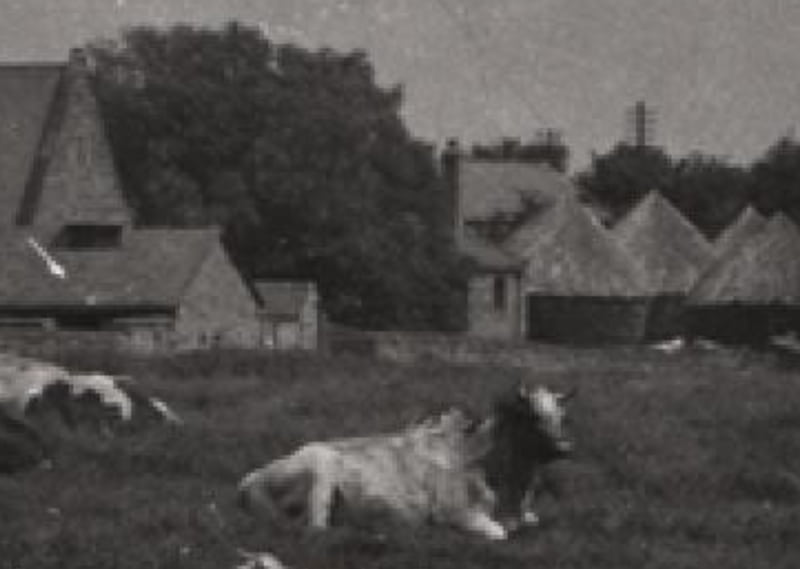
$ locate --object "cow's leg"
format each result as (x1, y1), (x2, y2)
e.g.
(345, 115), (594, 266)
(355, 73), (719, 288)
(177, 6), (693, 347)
(307, 448), (337, 529)
(462, 511), (508, 541)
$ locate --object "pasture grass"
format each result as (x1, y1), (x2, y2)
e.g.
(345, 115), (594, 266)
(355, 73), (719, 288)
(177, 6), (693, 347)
(2, 345), (800, 568)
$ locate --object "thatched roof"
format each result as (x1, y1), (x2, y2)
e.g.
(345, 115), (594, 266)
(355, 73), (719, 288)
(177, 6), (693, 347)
(713, 205), (767, 258)
(515, 196), (648, 297)
(689, 213), (800, 305)
(615, 191), (714, 294)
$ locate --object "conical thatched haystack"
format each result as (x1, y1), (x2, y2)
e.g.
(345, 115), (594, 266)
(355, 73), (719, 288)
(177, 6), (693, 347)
(505, 196), (650, 343)
(688, 213), (800, 343)
(615, 191), (713, 294)
(713, 205), (767, 259)
(613, 191), (714, 340)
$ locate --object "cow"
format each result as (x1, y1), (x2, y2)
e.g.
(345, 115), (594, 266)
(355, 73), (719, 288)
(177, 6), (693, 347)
(237, 383), (575, 540)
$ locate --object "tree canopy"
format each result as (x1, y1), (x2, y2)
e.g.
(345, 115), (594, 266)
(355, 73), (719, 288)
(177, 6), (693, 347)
(88, 22), (466, 330)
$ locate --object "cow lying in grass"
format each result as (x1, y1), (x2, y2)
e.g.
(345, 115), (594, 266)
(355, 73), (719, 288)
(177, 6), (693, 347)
(238, 383), (575, 540)
(0, 353), (180, 473)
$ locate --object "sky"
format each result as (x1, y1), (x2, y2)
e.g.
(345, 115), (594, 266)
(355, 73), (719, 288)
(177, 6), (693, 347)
(2, 0), (800, 171)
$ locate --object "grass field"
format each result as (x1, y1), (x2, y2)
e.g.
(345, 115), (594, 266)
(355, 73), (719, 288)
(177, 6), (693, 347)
(1, 345), (800, 569)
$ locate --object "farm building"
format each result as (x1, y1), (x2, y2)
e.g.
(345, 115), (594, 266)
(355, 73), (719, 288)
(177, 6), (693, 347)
(254, 281), (320, 350)
(687, 213), (800, 343)
(614, 191), (714, 339)
(0, 50), (262, 350)
(443, 142), (650, 343)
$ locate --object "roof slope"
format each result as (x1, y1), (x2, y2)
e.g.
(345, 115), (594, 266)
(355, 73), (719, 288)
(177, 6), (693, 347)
(459, 228), (522, 273)
(254, 281), (317, 317)
(0, 229), (220, 308)
(713, 205), (767, 258)
(689, 213), (800, 305)
(459, 159), (575, 220)
(615, 191), (714, 294)
(0, 65), (63, 227)
(518, 196), (648, 297)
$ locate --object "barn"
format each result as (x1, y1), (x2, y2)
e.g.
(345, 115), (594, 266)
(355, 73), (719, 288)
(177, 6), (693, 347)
(614, 191), (714, 340)
(0, 50), (261, 350)
(687, 213), (800, 344)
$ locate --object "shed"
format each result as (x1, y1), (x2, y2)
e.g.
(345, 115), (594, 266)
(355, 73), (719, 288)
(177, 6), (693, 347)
(254, 281), (320, 350)
(713, 205), (767, 259)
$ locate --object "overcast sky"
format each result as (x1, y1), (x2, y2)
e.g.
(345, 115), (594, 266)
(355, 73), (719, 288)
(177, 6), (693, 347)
(2, 0), (800, 170)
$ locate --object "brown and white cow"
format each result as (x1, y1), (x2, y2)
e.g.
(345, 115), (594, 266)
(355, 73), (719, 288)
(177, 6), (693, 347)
(237, 383), (575, 540)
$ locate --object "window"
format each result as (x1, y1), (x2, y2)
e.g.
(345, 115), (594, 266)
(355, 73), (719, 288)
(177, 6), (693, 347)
(54, 224), (123, 249)
(493, 276), (507, 312)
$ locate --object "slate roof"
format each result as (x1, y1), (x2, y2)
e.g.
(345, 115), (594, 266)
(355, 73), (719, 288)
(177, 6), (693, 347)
(459, 228), (522, 273)
(689, 213), (800, 305)
(0, 64), (63, 227)
(0, 229), (220, 309)
(459, 159), (575, 220)
(254, 281), (317, 318)
(614, 191), (714, 294)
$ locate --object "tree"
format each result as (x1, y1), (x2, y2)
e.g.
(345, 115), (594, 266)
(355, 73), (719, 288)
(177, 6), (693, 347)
(88, 22), (466, 330)
(749, 136), (800, 220)
(577, 143), (674, 223)
(664, 153), (751, 238)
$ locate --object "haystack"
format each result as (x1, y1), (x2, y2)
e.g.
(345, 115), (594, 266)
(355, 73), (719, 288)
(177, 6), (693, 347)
(688, 213), (800, 343)
(713, 205), (767, 259)
(508, 196), (650, 343)
(614, 191), (714, 339)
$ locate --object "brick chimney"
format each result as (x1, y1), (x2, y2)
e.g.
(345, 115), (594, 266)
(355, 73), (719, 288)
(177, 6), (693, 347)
(441, 138), (462, 240)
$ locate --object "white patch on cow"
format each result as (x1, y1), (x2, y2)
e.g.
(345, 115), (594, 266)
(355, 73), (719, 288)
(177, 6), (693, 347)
(68, 374), (134, 420)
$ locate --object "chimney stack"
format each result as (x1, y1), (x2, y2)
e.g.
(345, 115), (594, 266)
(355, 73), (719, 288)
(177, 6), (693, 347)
(441, 138), (462, 241)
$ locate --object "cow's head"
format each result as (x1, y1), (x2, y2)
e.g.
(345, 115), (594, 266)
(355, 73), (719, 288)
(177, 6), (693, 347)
(498, 383), (576, 461)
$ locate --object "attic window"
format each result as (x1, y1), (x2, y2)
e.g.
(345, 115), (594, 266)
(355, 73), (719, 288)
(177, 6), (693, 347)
(54, 224), (123, 249)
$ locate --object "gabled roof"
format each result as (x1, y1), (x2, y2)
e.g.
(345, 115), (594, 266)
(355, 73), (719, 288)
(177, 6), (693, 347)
(0, 228), (220, 309)
(459, 159), (575, 220)
(0, 64), (63, 226)
(713, 205), (767, 258)
(254, 281), (318, 318)
(614, 191), (714, 294)
(689, 213), (800, 305)
(517, 196), (648, 297)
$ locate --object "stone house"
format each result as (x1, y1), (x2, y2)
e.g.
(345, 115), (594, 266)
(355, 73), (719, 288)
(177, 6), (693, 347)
(442, 140), (648, 343)
(254, 281), (320, 350)
(0, 50), (261, 351)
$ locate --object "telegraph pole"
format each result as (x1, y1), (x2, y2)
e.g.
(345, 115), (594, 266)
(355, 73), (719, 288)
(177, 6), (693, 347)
(626, 100), (656, 149)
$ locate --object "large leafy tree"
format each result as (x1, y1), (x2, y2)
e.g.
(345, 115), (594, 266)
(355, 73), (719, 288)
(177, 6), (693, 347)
(664, 153), (751, 239)
(749, 136), (800, 220)
(88, 22), (466, 330)
(577, 143), (674, 223)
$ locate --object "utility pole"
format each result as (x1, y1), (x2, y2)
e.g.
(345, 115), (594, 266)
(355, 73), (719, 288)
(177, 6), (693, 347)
(626, 100), (656, 149)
